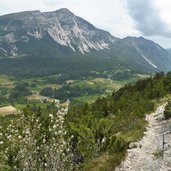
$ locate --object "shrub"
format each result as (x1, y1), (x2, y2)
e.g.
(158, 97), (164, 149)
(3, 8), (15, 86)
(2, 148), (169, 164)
(0, 101), (73, 170)
(164, 102), (171, 119)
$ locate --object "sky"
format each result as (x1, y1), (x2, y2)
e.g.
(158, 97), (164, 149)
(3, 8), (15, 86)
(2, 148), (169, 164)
(0, 0), (171, 48)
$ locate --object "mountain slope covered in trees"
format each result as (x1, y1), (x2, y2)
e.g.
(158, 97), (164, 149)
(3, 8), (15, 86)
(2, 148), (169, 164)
(66, 72), (169, 170)
(0, 9), (171, 80)
(1, 72), (171, 170)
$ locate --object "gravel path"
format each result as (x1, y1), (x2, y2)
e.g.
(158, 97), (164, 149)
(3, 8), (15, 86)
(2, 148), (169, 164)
(115, 104), (171, 171)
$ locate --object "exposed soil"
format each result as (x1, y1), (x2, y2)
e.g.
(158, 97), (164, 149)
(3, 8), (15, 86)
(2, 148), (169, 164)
(116, 104), (171, 171)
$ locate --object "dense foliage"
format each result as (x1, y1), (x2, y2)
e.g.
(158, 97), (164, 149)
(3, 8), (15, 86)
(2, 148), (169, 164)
(65, 71), (171, 169)
(0, 55), (113, 80)
(1, 72), (171, 170)
(9, 82), (32, 101)
(0, 82), (33, 106)
(164, 101), (171, 119)
(0, 54), (143, 83)
(0, 102), (72, 171)
(40, 84), (105, 101)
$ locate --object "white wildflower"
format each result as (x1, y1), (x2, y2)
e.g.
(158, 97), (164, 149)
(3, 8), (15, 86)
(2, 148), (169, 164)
(43, 138), (46, 143)
(18, 135), (22, 139)
(49, 113), (53, 118)
(49, 128), (52, 132)
(53, 124), (57, 129)
(7, 135), (12, 139)
(102, 137), (106, 143)
(25, 129), (30, 135)
(58, 130), (62, 134)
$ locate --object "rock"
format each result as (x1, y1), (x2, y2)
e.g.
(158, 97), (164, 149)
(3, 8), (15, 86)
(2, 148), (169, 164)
(129, 142), (137, 149)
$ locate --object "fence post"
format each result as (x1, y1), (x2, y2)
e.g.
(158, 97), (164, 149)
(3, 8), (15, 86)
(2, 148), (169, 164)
(162, 133), (165, 159)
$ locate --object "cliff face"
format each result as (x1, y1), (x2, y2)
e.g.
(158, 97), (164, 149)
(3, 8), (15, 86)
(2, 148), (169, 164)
(0, 8), (116, 56)
(0, 8), (171, 73)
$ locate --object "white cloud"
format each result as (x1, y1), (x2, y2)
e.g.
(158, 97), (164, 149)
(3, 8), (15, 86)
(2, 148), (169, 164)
(0, 0), (47, 14)
(40, 0), (138, 37)
(146, 36), (171, 49)
(152, 0), (171, 28)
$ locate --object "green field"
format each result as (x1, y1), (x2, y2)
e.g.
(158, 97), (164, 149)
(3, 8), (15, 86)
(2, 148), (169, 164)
(0, 73), (149, 110)
(67, 74), (149, 102)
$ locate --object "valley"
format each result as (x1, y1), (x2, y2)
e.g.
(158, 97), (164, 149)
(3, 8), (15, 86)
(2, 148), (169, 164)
(0, 70), (170, 170)
(0, 7), (171, 171)
(0, 72), (149, 111)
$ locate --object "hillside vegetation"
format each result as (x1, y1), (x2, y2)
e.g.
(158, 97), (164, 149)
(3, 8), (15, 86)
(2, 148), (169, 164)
(0, 72), (171, 170)
(0, 71), (147, 108)
(66, 71), (171, 170)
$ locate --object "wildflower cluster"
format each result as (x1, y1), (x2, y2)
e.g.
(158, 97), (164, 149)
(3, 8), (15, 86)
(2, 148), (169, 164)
(0, 100), (72, 170)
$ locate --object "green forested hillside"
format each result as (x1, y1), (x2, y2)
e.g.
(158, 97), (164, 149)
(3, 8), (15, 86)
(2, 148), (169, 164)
(65, 72), (171, 170)
(0, 53), (148, 81)
(0, 72), (171, 170)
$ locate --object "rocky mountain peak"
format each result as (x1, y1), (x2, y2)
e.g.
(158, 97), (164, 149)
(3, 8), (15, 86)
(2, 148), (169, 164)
(44, 8), (75, 19)
(54, 8), (74, 15)
(0, 9), (171, 73)
(0, 8), (116, 55)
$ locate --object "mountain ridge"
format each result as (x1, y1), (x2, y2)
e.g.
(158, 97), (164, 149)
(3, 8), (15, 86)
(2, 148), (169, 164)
(0, 8), (171, 76)
(0, 8), (117, 55)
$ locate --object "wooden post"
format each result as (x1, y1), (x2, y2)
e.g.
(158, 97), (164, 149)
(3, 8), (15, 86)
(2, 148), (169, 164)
(162, 133), (165, 159)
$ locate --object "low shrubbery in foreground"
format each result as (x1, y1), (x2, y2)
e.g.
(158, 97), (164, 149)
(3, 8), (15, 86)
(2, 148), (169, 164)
(1, 72), (171, 170)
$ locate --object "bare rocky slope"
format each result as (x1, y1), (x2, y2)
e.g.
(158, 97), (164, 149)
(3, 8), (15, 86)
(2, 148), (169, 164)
(0, 9), (171, 73)
(116, 104), (171, 171)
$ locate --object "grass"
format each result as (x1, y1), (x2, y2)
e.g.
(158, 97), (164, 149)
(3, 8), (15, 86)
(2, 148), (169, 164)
(0, 73), (150, 105)
(90, 78), (122, 92)
(13, 103), (26, 110)
(0, 73), (151, 116)
(67, 74), (149, 103)
(121, 126), (147, 143)
(25, 76), (128, 103)
(84, 95), (168, 171)
(135, 73), (151, 79)
(0, 106), (17, 116)
(17, 77), (61, 92)
(0, 75), (14, 82)
(0, 115), (16, 131)
(83, 152), (126, 171)
(0, 75), (15, 89)
(27, 94), (55, 102)
(71, 77), (125, 92)
(73, 95), (101, 103)
(68, 78), (119, 103)
(152, 150), (163, 158)
(0, 74), (61, 111)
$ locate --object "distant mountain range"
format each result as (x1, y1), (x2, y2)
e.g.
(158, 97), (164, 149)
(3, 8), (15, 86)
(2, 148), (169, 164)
(0, 8), (171, 78)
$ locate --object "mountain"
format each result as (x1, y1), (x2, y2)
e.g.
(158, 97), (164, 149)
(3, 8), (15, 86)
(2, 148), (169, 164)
(0, 8), (171, 79)
(167, 48), (171, 55)
(0, 8), (116, 56)
(120, 37), (171, 72)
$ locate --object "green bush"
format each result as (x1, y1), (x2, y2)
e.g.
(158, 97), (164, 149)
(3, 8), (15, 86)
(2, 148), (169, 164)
(164, 102), (171, 119)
